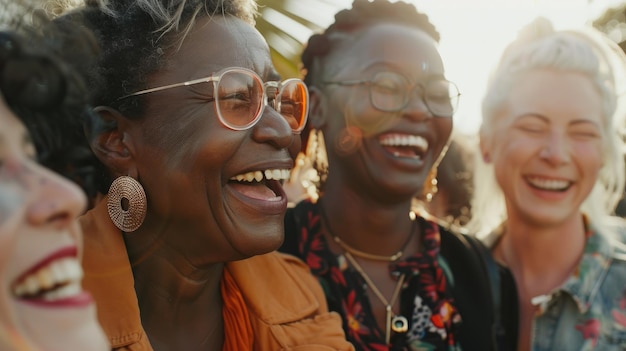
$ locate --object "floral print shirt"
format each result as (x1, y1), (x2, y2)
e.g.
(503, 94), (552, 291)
(530, 219), (626, 350)
(282, 200), (462, 351)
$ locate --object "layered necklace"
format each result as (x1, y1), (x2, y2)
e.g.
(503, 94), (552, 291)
(320, 207), (415, 344)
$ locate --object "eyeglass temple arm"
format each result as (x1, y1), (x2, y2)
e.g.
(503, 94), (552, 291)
(118, 76), (219, 100)
(321, 80), (369, 86)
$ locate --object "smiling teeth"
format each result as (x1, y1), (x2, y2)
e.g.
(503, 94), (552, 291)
(527, 177), (570, 190)
(379, 135), (429, 151)
(230, 169), (291, 183)
(13, 257), (83, 299)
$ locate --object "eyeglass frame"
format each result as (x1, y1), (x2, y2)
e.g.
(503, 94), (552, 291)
(117, 67), (309, 133)
(322, 72), (460, 118)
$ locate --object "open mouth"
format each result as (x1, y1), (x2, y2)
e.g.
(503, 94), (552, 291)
(526, 176), (572, 192)
(379, 134), (429, 160)
(228, 168), (291, 201)
(12, 257), (84, 302)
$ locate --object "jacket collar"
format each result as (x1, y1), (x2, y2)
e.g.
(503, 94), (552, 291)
(227, 252), (322, 325)
(80, 196), (149, 349)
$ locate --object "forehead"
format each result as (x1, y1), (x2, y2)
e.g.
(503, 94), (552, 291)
(162, 16), (275, 81)
(329, 23), (444, 78)
(504, 69), (603, 125)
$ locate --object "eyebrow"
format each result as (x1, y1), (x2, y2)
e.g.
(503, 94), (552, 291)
(569, 119), (601, 128)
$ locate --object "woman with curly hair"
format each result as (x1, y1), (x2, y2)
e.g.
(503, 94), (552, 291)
(0, 6), (108, 350)
(280, 0), (518, 350)
(52, 0), (353, 349)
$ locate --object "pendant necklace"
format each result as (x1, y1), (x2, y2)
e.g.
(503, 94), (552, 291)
(321, 207), (415, 262)
(319, 205), (414, 343)
(343, 251), (409, 344)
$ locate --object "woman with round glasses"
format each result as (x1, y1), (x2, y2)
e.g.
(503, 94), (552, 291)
(52, 0), (352, 350)
(279, 0), (518, 350)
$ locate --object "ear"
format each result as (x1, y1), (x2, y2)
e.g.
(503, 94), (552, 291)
(89, 106), (136, 178)
(307, 86), (328, 130)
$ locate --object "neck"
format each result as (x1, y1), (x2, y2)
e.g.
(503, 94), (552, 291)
(319, 187), (416, 258)
(497, 212), (587, 298)
(124, 234), (225, 351)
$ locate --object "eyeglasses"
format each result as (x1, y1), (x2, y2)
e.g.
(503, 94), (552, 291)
(323, 71), (460, 118)
(119, 67), (309, 133)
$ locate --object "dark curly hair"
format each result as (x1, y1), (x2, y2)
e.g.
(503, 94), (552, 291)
(52, 0), (258, 194)
(0, 8), (101, 201)
(300, 0), (440, 87)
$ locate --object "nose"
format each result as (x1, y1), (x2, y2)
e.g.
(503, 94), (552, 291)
(402, 87), (432, 122)
(540, 133), (571, 165)
(26, 161), (87, 229)
(252, 105), (294, 149)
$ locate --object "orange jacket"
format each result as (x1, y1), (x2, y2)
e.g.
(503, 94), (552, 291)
(80, 197), (353, 351)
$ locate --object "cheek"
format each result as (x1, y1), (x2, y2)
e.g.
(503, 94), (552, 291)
(0, 185), (24, 228)
(0, 160), (30, 227)
(434, 118), (452, 147)
(490, 132), (539, 181)
(337, 88), (397, 137)
(573, 141), (604, 174)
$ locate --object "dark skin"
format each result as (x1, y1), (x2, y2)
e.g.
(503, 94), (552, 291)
(90, 16), (298, 351)
(311, 23), (453, 333)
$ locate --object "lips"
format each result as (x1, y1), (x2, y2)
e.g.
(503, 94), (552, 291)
(378, 133), (429, 160)
(12, 247), (92, 307)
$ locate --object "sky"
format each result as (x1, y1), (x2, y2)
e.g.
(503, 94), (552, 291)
(269, 0), (626, 134)
(405, 0), (626, 134)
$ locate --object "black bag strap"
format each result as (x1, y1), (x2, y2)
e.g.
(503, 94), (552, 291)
(462, 234), (505, 350)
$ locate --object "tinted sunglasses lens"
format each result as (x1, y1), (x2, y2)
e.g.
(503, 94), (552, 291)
(216, 70), (263, 130)
(278, 80), (308, 133)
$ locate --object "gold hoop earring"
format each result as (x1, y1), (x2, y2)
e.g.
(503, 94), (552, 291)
(296, 129), (329, 203)
(107, 176), (147, 232)
(423, 168), (438, 203)
(313, 129), (329, 186)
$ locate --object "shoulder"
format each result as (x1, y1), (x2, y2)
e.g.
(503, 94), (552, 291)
(228, 253), (354, 350)
(229, 252), (325, 305)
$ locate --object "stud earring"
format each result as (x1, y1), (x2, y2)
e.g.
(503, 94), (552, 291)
(107, 176), (147, 232)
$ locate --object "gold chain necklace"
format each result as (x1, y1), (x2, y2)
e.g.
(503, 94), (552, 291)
(343, 251), (409, 344)
(321, 207), (415, 262)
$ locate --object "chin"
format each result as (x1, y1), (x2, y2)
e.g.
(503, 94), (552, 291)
(232, 224), (284, 258)
(20, 303), (109, 351)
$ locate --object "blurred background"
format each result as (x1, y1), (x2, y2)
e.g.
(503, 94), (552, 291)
(256, 0), (626, 135)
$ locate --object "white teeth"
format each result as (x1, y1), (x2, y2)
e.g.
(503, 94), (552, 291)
(527, 177), (570, 190)
(254, 171), (263, 182)
(42, 282), (81, 301)
(231, 169), (291, 183)
(13, 257), (84, 299)
(379, 135), (429, 151)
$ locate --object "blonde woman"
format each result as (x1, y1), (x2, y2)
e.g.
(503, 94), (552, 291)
(471, 17), (626, 350)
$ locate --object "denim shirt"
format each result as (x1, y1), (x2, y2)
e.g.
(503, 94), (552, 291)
(530, 219), (626, 350)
